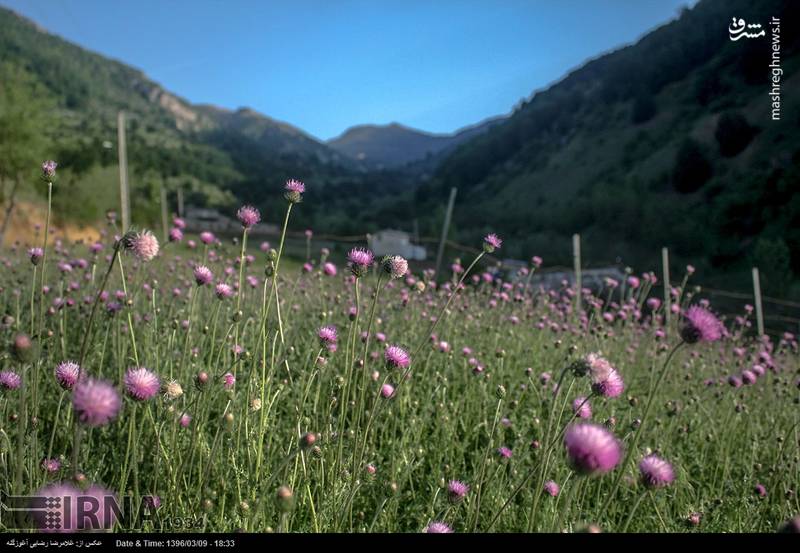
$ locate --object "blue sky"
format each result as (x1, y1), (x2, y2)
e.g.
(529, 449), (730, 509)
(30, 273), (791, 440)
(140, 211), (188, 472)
(1, 1), (694, 140)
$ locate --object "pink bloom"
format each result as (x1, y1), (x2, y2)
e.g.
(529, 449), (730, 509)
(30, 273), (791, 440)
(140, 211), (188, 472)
(236, 205), (261, 229)
(384, 345), (410, 369)
(0, 370), (21, 391)
(193, 265), (213, 286)
(424, 521), (453, 533)
(483, 233), (502, 252)
(55, 361), (80, 390)
(73, 378), (121, 426)
(544, 480), (560, 497)
(222, 372), (235, 390)
(215, 283), (233, 299)
(639, 454), (675, 489)
(323, 262), (337, 276)
(124, 367), (160, 401)
(681, 306), (723, 343)
(126, 230), (159, 262)
(199, 231), (215, 245)
(381, 383), (395, 398)
(573, 396), (592, 419)
(563, 423), (622, 475)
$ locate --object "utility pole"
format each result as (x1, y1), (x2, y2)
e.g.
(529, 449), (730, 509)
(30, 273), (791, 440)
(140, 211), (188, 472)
(160, 181), (169, 242)
(117, 111), (130, 233)
(662, 247), (671, 330)
(573, 233), (582, 314)
(434, 187), (457, 280)
(752, 267), (765, 337)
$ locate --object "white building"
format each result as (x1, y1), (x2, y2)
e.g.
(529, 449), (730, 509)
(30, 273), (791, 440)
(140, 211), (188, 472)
(367, 229), (426, 261)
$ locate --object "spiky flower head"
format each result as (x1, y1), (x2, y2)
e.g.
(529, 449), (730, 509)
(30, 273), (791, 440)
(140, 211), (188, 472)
(638, 454), (675, 489)
(236, 205), (261, 229)
(162, 379), (183, 400)
(124, 367), (160, 401)
(0, 370), (21, 391)
(447, 480), (469, 504)
(573, 396), (592, 419)
(424, 521), (453, 533)
(193, 265), (213, 286)
(681, 306), (723, 344)
(120, 230), (160, 262)
(41, 160), (57, 181)
(284, 179), (306, 203)
(544, 480), (560, 497)
(55, 361), (80, 390)
(591, 368), (625, 398)
(384, 345), (410, 369)
(73, 378), (121, 427)
(28, 247), (44, 265)
(483, 233), (502, 253)
(199, 231), (215, 245)
(347, 248), (374, 278)
(168, 227), (183, 242)
(563, 423), (622, 476)
(215, 282), (233, 299)
(41, 458), (61, 473)
(382, 255), (409, 279)
(318, 325), (338, 345)
(223, 372), (236, 390)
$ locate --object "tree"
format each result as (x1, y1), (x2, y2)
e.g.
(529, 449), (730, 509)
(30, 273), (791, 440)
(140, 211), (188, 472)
(0, 64), (51, 246)
(672, 139), (713, 193)
(715, 112), (757, 157)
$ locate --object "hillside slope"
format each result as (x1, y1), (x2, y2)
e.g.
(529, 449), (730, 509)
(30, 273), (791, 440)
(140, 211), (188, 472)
(415, 0), (800, 295)
(328, 117), (504, 168)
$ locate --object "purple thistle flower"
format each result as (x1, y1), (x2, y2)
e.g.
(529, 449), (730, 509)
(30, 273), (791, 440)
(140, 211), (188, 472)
(483, 233), (502, 253)
(193, 265), (213, 286)
(681, 306), (723, 344)
(754, 483), (767, 498)
(41, 160), (57, 180)
(741, 370), (756, 385)
(143, 495), (162, 510)
(564, 423), (622, 476)
(381, 383), (395, 398)
(55, 361), (80, 390)
(592, 369), (625, 398)
(323, 262), (337, 276)
(215, 283), (233, 299)
(728, 375), (742, 388)
(497, 446), (513, 459)
(124, 230), (160, 262)
(236, 205), (261, 229)
(543, 480), (560, 497)
(199, 231), (215, 245)
(318, 325), (338, 345)
(124, 367), (160, 401)
(424, 521), (453, 533)
(168, 227), (183, 242)
(0, 370), (21, 391)
(347, 248), (374, 277)
(382, 255), (408, 279)
(41, 458), (61, 473)
(447, 480), (469, 504)
(639, 454), (675, 489)
(222, 372), (235, 390)
(284, 179), (306, 203)
(384, 345), (410, 369)
(73, 378), (121, 427)
(28, 247), (44, 266)
(573, 396), (592, 419)
(285, 179), (306, 194)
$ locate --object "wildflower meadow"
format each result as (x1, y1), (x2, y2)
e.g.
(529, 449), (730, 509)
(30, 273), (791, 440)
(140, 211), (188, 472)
(0, 163), (798, 534)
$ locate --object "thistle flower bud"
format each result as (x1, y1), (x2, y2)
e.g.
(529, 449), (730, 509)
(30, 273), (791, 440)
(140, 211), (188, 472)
(276, 485), (294, 512)
(12, 333), (36, 363)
